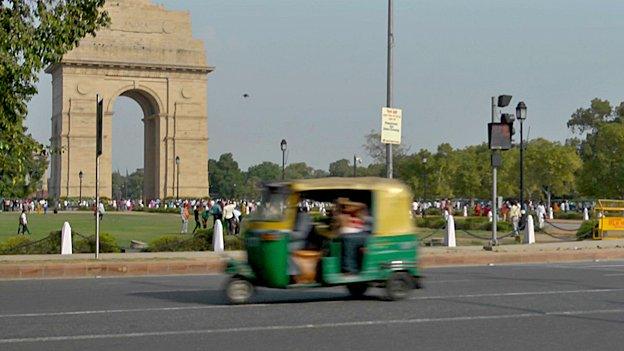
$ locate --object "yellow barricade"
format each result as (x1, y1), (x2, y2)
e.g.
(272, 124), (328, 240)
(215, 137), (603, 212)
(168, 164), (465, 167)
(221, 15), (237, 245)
(593, 199), (624, 240)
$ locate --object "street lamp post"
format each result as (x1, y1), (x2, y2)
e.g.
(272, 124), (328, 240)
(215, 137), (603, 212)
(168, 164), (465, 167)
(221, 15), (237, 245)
(175, 156), (180, 201)
(78, 171), (84, 205)
(516, 101), (527, 213)
(280, 139), (287, 180)
(385, 0), (394, 179)
(422, 157), (428, 217)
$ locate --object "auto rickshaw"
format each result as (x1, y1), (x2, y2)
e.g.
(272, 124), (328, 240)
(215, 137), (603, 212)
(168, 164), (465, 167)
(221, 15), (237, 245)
(224, 177), (421, 304)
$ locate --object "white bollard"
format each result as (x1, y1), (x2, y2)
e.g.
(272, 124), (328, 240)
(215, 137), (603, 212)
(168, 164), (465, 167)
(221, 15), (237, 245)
(61, 221), (72, 255)
(488, 210), (493, 222)
(548, 207), (554, 220)
(524, 215), (535, 244)
(445, 215), (456, 247)
(213, 219), (224, 252)
(463, 206), (468, 217)
(583, 208), (589, 221)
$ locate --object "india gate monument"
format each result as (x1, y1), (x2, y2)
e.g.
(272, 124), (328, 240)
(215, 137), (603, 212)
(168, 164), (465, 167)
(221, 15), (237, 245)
(46, 0), (212, 200)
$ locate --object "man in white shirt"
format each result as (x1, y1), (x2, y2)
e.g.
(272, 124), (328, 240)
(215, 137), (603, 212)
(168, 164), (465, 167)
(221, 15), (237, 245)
(223, 201), (236, 235)
(18, 210), (31, 235)
(536, 202), (546, 229)
(509, 202), (521, 236)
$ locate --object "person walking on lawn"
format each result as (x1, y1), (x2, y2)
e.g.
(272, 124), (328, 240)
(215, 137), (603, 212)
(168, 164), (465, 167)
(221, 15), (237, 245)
(17, 210), (31, 235)
(192, 205), (202, 234)
(180, 203), (190, 234)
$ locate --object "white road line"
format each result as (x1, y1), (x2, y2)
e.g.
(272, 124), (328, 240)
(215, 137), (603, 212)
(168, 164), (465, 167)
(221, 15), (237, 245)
(425, 279), (475, 284)
(410, 288), (624, 300)
(604, 273), (624, 276)
(0, 304), (269, 318)
(2, 308), (624, 344)
(1, 287), (621, 319)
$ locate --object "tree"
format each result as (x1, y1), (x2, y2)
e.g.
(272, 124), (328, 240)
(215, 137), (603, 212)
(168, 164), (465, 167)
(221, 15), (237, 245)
(285, 162), (314, 179)
(362, 130), (409, 164)
(247, 162), (281, 183)
(576, 123), (624, 198)
(328, 159), (352, 177)
(208, 153), (244, 198)
(0, 1), (109, 197)
(567, 98), (622, 135)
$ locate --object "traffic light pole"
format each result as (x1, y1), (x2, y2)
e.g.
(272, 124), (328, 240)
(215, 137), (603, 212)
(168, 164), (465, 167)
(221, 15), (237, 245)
(491, 96), (498, 246)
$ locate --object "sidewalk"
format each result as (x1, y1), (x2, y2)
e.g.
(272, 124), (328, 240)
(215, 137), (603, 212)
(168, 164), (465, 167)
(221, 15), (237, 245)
(0, 240), (623, 280)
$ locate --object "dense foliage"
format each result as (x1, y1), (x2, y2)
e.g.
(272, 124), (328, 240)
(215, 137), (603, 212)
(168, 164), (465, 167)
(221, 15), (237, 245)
(0, 0), (109, 197)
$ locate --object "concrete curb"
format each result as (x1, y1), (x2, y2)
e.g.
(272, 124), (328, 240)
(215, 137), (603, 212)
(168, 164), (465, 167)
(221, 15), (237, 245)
(420, 249), (624, 267)
(1, 247), (623, 280)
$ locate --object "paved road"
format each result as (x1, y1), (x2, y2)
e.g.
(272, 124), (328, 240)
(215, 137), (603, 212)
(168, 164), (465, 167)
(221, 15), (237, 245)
(1, 261), (624, 350)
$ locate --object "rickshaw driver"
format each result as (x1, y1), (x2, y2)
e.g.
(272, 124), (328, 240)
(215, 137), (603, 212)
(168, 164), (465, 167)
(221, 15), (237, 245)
(335, 198), (369, 274)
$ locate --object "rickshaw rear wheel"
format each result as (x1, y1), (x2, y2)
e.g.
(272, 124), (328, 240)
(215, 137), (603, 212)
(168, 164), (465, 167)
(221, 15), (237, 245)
(385, 272), (413, 301)
(346, 283), (368, 298)
(225, 276), (254, 304)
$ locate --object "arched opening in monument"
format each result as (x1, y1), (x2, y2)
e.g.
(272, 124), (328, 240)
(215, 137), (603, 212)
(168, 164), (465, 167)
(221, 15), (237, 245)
(111, 89), (160, 201)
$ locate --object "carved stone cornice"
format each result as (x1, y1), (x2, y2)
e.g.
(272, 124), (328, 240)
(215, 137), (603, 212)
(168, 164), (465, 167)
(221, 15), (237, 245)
(45, 59), (214, 75)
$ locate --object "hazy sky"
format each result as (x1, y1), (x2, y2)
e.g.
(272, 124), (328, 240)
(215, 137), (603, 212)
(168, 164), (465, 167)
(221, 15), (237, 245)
(25, 0), (624, 172)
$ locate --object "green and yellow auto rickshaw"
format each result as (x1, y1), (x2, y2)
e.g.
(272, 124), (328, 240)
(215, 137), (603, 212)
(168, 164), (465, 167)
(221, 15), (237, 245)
(224, 177), (421, 304)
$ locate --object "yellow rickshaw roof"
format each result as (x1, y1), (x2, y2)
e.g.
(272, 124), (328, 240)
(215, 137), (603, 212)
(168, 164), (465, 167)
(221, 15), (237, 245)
(282, 177), (410, 194)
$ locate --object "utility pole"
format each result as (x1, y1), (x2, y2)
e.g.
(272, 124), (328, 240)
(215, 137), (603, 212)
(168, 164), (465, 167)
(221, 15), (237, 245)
(385, 0), (394, 179)
(491, 97), (498, 246)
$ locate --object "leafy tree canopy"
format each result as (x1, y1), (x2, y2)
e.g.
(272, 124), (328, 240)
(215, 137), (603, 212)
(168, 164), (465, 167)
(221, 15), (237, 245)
(0, 0), (109, 197)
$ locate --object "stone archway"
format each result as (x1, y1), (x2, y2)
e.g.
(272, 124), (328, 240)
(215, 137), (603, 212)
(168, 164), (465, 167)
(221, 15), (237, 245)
(46, 0), (213, 200)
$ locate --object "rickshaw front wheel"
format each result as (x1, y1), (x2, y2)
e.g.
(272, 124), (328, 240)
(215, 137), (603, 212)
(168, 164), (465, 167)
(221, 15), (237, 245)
(346, 283), (368, 298)
(225, 276), (254, 304)
(385, 272), (413, 301)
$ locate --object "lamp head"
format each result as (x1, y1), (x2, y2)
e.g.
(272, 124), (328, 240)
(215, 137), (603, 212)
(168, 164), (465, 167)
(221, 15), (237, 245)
(79, 171), (83, 179)
(175, 156), (180, 165)
(516, 101), (527, 120)
(280, 139), (287, 151)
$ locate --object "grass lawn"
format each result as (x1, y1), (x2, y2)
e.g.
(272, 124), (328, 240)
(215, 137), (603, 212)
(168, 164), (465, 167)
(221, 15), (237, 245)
(0, 211), (202, 248)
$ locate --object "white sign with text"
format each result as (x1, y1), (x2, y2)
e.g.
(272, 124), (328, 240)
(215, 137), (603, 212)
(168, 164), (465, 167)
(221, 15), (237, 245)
(381, 107), (402, 145)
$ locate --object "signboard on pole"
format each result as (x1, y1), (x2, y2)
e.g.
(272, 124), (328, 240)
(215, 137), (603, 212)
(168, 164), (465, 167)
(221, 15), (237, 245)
(380, 107), (402, 145)
(96, 95), (103, 157)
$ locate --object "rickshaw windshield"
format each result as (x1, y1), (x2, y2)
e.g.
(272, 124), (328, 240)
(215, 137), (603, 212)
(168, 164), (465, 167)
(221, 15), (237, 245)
(251, 186), (291, 221)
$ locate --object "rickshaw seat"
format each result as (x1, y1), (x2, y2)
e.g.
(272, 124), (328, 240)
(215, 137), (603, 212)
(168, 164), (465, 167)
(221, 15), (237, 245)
(292, 250), (322, 284)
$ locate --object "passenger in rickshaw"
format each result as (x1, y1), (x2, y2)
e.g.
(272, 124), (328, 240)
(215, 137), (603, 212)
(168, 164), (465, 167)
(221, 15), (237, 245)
(288, 205), (314, 277)
(335, 198), (369, 274)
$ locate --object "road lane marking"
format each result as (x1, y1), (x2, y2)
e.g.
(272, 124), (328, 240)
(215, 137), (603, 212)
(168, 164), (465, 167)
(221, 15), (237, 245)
(604, 273), (624, 276)
(1, 287), (622, 319)
(0, 304), (270, 318)
(425, 279), (475, 284)
(2, 308), (624, 344)
(410, 288), (624, 300)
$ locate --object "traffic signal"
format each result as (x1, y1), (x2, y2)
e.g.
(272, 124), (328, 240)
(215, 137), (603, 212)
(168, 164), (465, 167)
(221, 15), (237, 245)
(501, 113), (516, 138)
(488, 123), (512, 150)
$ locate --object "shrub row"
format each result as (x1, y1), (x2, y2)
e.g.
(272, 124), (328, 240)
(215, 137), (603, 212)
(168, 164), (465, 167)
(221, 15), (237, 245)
(553, 212), (584, 220)
(133, 207), (180, 214)
(576, 220), (597, 240)
(0, 231), (120, 255)
(146, 228), (244, 252)
(415, 217), (512, 232)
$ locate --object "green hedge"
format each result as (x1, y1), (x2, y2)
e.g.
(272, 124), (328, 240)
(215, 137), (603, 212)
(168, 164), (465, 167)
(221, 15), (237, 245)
(0, 231), (121, 255)
(415, 216), (512, 232)
(133, 207), (180, 214)
(146, 228), (244, 252)
(554, 212), (584, 220)
(576, 220), (597, 240)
